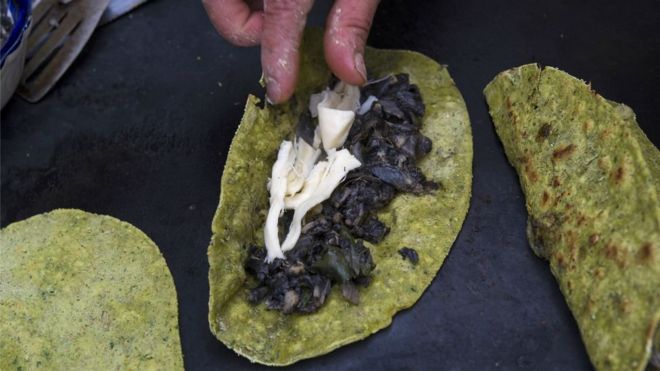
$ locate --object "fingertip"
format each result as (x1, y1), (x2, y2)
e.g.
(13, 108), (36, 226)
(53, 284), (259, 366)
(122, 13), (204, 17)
(354, 52), (368, 82)
(323, 31), (367, 86)
(262, 47), (299, 103)
(323, 0), (380, 85)
(264, 69), (297, 104)
(265, 77), (283, 104)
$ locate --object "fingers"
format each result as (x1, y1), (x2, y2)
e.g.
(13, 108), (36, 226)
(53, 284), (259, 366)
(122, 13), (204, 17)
(324, 0), (380, 86)
(203, 0), (264, 46)
(261, 0), (315, 103)
(205, 0), (378, 102)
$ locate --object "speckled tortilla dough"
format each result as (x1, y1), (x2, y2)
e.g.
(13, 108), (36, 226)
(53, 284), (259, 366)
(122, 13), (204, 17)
(0, 209), (184, 370)
(207, 28), (473, 366)
(484, 64), (659, 371)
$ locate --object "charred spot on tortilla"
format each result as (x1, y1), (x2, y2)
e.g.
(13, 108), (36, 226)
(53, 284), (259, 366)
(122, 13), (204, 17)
(246, 73), (435, 314)
(398, 247), (419, 265)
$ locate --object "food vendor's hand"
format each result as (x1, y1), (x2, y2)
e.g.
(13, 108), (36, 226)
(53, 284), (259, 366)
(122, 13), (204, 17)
(203, 0), (380, 103)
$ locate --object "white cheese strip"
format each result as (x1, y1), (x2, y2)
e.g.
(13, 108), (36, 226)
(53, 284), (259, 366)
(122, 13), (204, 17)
(284, 161), (328, 209)
(357, 95), (378, 115)
(280, 149), (361, 252)
(315, 82), (361, 150)
(286, 137), (321, 196)
(264, 141), (295, 262)
(318, 107), (355, 150)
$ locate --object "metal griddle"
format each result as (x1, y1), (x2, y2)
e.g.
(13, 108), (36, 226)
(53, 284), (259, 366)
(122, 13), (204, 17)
(1, 0), (658, 369)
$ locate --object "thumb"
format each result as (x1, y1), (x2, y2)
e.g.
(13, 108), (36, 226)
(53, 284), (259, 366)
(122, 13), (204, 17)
(324, 0), (380, 86)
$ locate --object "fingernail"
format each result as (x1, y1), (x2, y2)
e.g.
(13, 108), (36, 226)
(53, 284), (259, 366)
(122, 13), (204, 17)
(354, 53), (367, 82)
(265, 75), (281, 104)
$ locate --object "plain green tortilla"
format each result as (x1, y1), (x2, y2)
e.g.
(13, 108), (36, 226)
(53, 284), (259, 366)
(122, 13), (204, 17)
(484, 64), (659, 371)
(207, 28), (473, 365)
(0, 209), (184, 370)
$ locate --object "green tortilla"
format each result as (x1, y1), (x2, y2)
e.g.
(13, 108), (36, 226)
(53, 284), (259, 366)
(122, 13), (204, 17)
(0, 209), (184, 370)
(484, 64), (659, 371)
(208, 28), (472, 365)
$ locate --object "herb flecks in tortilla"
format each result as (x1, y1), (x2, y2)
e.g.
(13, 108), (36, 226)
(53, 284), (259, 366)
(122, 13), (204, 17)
(208, 27), (472, 366)
(484, 64), (659, 371)
(246, 73), (434, 314)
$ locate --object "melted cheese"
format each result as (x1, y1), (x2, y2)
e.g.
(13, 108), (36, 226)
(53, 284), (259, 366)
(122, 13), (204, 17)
(281, 149), (361, 252)
(264, 141), (294, 262)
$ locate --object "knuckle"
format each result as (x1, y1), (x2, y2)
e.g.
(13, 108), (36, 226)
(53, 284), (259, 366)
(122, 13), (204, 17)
(343, 13), (372, 36)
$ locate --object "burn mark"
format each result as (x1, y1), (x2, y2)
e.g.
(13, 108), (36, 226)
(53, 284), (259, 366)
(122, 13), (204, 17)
(613, 165), (626, 184)
(519, 155), (539, 183)
(600, 128), (612, 140)
(638, 242), (655, 264)
(524, 164), (539, 183)
(604, 243), (628, 268)
(552, 144), (576, 161)
(554, 251), (567, 269)
(505, 97), (518, 124)
(551, 177), (561, 188)
(541, 191), (550, 206)
(583, 295), (596, 315)
(553, 190), (567, 205)
(528, 213), (564, 260)
(536, 123), (552, 142)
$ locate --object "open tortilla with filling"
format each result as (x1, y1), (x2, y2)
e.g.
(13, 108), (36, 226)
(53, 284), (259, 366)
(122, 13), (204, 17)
(208, 28), (472, 365)
(0, 209), (183, 370)
(484, 64), (659, 371)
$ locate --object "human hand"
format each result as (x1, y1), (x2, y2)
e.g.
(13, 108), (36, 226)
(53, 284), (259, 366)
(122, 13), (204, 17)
(203, 0), (380, 104)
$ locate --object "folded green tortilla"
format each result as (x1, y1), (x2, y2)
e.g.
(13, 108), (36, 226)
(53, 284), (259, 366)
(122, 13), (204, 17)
(207, 28), (473, 365)
(0, 209), (184, 370)
(484, 64), (659, 371)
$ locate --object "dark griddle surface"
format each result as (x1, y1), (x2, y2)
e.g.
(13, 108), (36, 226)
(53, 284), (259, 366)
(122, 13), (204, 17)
(2, 0), (658, 369)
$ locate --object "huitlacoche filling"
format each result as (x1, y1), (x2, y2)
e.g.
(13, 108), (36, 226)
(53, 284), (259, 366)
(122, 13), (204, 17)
(246, 74), (434, 314)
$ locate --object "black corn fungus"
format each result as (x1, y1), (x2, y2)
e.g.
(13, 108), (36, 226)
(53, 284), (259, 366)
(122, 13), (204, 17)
(295, 110), (317, 146)
(398, 247), (419, 265)
(246, 74), (435, 314)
